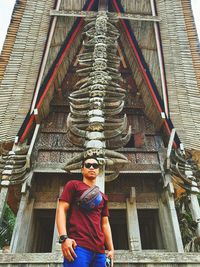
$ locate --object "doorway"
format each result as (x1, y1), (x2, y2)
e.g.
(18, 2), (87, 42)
(138, 209), (164, 249)
(30, 209), (55, 252)
(109, 209), (128, 249)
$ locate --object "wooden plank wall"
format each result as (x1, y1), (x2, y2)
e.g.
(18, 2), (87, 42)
(156, 0), (200, 150)
(30, 173), (160, 209)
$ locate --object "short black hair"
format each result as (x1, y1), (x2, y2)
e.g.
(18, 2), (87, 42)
(81, 157), (99, 168)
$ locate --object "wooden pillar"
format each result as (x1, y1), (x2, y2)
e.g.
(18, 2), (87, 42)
(0, 187), (8, 225)
(189, 194), (200, 236)
(126, 187), (141, 251)
(96, 165), (105, 193)
(156, 133), (183, 252)
(158, 174), (184, 252)
(52, 199), (60, 252)
(10, 189), (35, 252)
(53, 186), (64, 252)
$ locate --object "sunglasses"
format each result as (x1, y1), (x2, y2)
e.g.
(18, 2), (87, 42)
(84, 163), (99, 169)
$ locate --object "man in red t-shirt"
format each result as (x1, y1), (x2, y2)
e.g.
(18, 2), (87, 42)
(56, 157), (114, 267)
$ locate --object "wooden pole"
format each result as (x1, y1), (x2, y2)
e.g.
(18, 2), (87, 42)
(0, 187), (9, 225)
(126, 187), (141, 251)
(189, 194), (200, 237)
(96, 165), (105, 193)
(150, 0), (169, 117)
(50, 10), (160, 22)
(30, 0), (62, 113)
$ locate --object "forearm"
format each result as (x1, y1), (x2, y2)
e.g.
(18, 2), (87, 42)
(102, 222), (114, 251)
(56, 201), (77, 261)
(56, 202), (68, 236)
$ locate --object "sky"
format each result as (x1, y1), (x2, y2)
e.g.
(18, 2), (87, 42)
(0, 0), (200, 53)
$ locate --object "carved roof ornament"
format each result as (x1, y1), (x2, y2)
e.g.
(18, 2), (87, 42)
(64, 11), (131, 178)
(167, 149), (200, 193)
(0, 145), (30, 186)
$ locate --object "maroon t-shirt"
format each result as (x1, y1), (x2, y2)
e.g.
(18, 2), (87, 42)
(59, 180), (109, 253)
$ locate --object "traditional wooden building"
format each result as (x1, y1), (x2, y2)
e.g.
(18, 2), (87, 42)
(0, 0), (200, 266)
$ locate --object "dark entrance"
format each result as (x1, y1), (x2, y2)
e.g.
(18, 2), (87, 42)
(109, 209), (129, 250)
(30, 209), (55, 252)
(138, 209), (164, 249)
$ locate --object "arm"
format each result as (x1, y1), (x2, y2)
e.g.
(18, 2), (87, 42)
(102, 216), (114, 262)
(56, 200), (77, 261)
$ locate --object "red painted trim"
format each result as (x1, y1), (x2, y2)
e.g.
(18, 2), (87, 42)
(36, 0), (95, 109)
(113, 0), (177, 148)
(36, 20), (83, 109)
(113, 0), (162, 113)
(19, 0), (95, 143)
(161, 59), (169, 116)
(20, 115), (35, 142)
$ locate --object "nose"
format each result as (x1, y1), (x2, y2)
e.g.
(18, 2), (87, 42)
(89, 165), (94, 169)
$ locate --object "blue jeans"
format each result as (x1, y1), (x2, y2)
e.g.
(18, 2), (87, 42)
(63, 245), (106, 267)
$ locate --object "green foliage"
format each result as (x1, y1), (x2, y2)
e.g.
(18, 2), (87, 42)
(175, 193), (200, 252)
(0, 204), (16, 249)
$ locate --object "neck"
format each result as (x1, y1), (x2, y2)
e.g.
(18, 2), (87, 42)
(83, 177), (96, 187)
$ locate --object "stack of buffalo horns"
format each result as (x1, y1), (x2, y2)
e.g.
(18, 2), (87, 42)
(64, 11), (131, 181)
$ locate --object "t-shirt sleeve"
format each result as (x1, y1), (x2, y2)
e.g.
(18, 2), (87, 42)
(102, 194), (109, 217)
(59, 180), (76, 204)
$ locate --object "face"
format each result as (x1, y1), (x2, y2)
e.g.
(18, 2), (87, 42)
(81, 158), (100, 180)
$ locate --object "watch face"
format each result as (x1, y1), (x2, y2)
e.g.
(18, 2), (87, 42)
(59, 235), (68, 243)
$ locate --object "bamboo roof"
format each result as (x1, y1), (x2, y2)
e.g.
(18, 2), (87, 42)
(0, 0), (200, 150)
(157, 0), (200, 149)
(0, 0), (55, 143)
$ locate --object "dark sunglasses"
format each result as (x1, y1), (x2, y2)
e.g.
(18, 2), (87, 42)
(84, 163), (99, 169)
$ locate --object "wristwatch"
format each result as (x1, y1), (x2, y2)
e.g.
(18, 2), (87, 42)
(59, 234), (68, 244)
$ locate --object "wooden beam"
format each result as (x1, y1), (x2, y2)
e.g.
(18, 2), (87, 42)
(10, 191), (35, 253)
(158, 179), (184, 252)
(34, 166), (161, 174)
(0, 187), (9, 225)
(50, 10), (161, 22)
(117, 45), (127, 68)
(189, 194), (200, 237)
(150, 0), (169, 117)
(33, 201), (159, 210)
(30, 0), (62, 114)
(126, 197), (141, 251)
(167, 128), (176, 159)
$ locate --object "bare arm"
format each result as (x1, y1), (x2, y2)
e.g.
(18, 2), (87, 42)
(102, 216), (114, 262)
(56, 200), (77, 261)
(56, 200), (69, 236)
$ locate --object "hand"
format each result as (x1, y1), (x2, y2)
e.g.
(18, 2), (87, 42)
(106, 250), (114, 267)
(61, 238), (77, 262)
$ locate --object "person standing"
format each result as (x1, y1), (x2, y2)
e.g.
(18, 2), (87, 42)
(56, 157), (114, 267)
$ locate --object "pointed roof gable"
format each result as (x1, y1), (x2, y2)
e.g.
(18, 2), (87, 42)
(0, 0), (200, 151)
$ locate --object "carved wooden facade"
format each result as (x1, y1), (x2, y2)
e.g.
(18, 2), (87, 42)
(0, 0), (200, 266)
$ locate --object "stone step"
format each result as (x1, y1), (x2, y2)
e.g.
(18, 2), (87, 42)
(0, 251), (200, 266)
